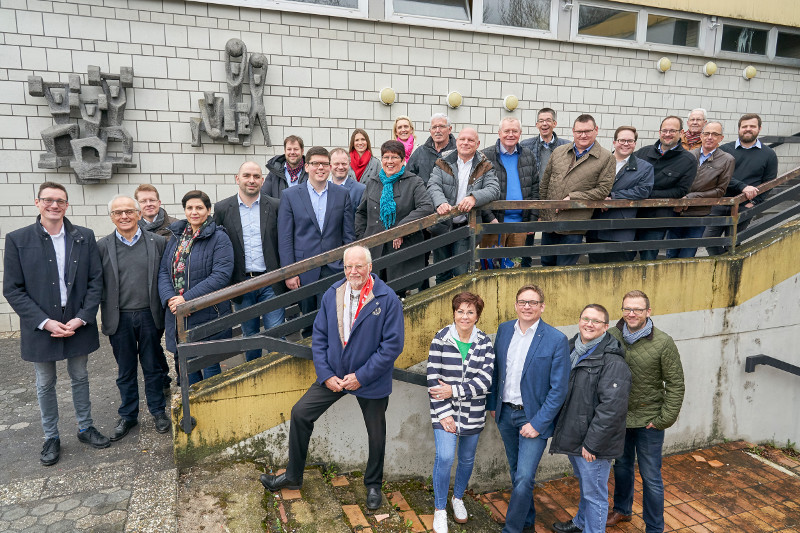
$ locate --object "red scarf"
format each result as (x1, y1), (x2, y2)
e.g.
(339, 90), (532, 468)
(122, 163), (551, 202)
(344, 275), (374, 346)
(350, 150), (371, 181)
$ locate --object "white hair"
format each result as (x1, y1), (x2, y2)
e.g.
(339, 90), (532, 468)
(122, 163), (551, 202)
(499, 116), (522, 130)
(107, 194), (140, 213)
(430, 113), (451, 127)
(343, 245), (372, 264)
(688, 108), (707, 120)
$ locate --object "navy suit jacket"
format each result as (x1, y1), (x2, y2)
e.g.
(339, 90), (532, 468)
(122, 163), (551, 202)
(487, 318), (570, 438)
(278, 182), (355, 286)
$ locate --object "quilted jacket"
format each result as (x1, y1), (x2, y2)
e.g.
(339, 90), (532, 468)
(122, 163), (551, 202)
(609, 320), (685, 430)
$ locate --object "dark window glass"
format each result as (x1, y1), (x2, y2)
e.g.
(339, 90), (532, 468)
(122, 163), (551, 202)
(483, 0), (550, 30)
(776, 32), (800, 59)
(393, 0), (471, 21)
(646, 15), (699, 47)
(578, 5), (636, 40)
(721, 25), (768, 55)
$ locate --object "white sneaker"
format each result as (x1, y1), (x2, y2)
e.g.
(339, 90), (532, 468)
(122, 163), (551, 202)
(451, 496), (468, 524)
(433, 508), (448, 533)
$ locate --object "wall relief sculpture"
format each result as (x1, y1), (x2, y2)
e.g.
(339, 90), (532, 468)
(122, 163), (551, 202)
(190, 38), (271, 147)
(28, 66), (136, 184)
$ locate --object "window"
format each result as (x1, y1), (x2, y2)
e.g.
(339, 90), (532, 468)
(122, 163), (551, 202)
(577, 5), (636, 40)
(720, 24), (768, 55)
(289, 0), (358, 5)
(483, 0), (550, 31)
(646, 14), (699, 47)
(392, 0), (471, 21)
(776, 31), (800, 59)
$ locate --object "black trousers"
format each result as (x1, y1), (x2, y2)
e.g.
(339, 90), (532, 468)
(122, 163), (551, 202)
(287, 383), (389, 488)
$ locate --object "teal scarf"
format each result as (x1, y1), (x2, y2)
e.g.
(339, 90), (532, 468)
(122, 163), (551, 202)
(379, 165), (405, 230)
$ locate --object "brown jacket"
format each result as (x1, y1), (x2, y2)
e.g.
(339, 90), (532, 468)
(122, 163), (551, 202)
(539, 143), (615, 234)
(681, 131), (702, 151)
(678, 148), (734, 216)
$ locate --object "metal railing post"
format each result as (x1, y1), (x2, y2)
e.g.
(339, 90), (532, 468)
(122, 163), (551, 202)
(468, 209), (477, 274)
(729, 198), (741, 254)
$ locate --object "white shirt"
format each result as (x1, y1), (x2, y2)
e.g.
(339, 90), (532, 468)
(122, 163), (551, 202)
(615, 156), (629, 175)
(502, 319), (539, 405)
(37, 223), (67, 330)
(453, 156), (473, 224)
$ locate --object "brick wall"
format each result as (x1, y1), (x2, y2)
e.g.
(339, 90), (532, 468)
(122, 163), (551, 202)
(1, 0), (799, 331)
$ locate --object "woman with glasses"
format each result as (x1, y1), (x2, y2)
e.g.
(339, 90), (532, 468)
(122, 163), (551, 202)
(158, 190), (233, 385)
(349, 128), (381, 183)
(355, 140), (434, 290)
(393, 116), (416, 163)
(427, 292), (494, 533)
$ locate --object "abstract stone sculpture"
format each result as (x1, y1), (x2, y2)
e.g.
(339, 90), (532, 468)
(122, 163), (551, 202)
(190, 38), (271, 146)
(28, 66), (136, 184)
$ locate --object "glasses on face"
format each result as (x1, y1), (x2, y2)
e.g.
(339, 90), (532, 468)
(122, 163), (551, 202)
(307, 161), (330, 169)
(621, 307), (647, 316)
(38, 197), (67, 207)
(110, 209), (138, 218)
(615, 139), (636, 145)
(537, 119), (554, 125)
(580, 317), (608, 325)
(516, 299), (541, 308)
(573, 129), (595, 136)
(660, 129), (680, 135)
(701, 132), (724, 138)
(344, 264), (368, 271)
(382, 155), (402, 161)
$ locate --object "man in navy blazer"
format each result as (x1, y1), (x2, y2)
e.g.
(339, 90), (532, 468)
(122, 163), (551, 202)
(488, 284), (570, 533)
(279, 146), (355, 335)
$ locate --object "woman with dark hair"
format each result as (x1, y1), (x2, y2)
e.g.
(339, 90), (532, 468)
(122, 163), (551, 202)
(427, 292), (495, 533)
(349, 128), (380, 182)
(158, 190), (234, 385)
(355, 140), (434, 288)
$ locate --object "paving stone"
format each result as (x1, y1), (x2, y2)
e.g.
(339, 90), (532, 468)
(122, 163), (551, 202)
(30, 502), (56, 516)
(37, 510), (64, 525)
(398, 509), (425, 532)
(1, 506), (27, 521)
(281, 488), (302, 500)
(331, 475), (349, 487)
(45, 521), (75, 533)
(342, 504), (369, 527)
(389, 491), (411, 511)
(419, 513), (434, 529)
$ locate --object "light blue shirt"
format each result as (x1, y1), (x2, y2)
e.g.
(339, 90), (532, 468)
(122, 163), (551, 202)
(574, 142), (594, 159)
(499, 143), (518, 155)
(699, 148), (716, 166)
(307, 180), (328, 231)
(115, 227), (142, 246)
(238, 194), (266, 273)
(284, 163), (302, 187)
(735, 138), (762, 150)
(657, 142), (680, 154)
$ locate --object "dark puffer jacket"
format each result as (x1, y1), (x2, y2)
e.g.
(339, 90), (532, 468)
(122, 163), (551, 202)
(634, 141), (697, 219)
(406, 133), (456, 185)
(482, 140), (539, 222)
(550, 334), (632, 459)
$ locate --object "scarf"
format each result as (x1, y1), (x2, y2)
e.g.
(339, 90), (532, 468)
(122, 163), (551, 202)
(398, 135), (414, 163)
(684, 130), (701, 148)
(139, 207), (166, 232)
(171, 219), (210, 295)
(378, 165), (405, 230)
(287, 161), (303, 183)
(570, 332), (606, 368)
(342, 275), (374, 345)
(623, 318), (653, 345)
(350, 150), (371, 181)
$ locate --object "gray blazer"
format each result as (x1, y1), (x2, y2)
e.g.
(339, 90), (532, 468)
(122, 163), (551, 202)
(98, 230), (167, 336)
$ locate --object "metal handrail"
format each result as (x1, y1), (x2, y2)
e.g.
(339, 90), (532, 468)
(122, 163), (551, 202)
(745, 355), (800, 376)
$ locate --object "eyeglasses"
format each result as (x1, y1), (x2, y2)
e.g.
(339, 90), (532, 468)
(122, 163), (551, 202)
(110, 209), (138, 218)
(344, 264), (369, 271)
(381, 155), (402, 161)
(516, 299), (542, 308)
(621, 307), (647, 315)
(615, 139), (636, 145)
(38, 197), (67, 206)
(701, 132), (724, 138)
(138, 198), (160, 205)
(307, 161), (330, 169)
(537, 119), (554, 125)
(580, 317), (608, 325)
(573, 129), (595, 136)
(660, 129), (680, 135)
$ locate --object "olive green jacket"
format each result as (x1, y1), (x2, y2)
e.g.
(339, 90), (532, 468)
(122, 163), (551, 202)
(609, 320), (685, 430)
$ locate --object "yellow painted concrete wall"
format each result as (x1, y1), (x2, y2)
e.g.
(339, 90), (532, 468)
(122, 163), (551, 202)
(612, 0), (799, 28)
(173, 220), (800, 466)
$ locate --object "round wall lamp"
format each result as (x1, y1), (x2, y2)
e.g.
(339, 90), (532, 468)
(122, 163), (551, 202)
(379, 87), (396, 106)
(503, 95), (519, 112)
(703, 61), (718, 77)
(447, 91), (463, 109)
(656, 57), (672, 73)
(743, 65), (758, 80)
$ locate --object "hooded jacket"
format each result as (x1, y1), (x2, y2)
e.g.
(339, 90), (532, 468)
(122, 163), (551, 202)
(261, 153), (308, 199)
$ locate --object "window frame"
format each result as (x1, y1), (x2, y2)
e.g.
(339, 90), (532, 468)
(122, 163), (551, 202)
(774, 27), (800, 62)
(199, 0), (368, 19)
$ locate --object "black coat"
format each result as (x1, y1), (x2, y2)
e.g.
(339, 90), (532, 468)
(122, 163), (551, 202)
(635, 141), (697, 218)
(550, 334), (632, 459)
(589, 155), (654, 242)
(261, 154), (308, 199)
(3, 217), (102, 362)
(482, 140), (539, 222)
(406, 134), (456, 185)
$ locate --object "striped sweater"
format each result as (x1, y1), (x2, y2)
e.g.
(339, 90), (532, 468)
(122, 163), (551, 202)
(427, 324), (496, 435)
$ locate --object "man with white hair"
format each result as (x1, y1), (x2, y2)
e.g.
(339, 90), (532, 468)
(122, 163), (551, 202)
(681, 108), (707, 150)
(407, 113), (457, 184)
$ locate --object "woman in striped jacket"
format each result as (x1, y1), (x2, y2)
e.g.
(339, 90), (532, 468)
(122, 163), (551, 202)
(427, 292), (496, 533)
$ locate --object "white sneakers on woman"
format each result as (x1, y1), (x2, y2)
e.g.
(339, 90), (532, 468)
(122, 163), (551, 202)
(451, 497), (468, 523)
(433, 509), (448, 533)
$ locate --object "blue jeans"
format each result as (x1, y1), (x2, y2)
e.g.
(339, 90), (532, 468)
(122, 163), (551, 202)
(665, 225), (706, 258)
(434, 235), (471, 283)
(613, 427), (665, 533)
(569, 455), (613, 533)
(432, 429), (481, 510)
(496, 403), (549, 533)
(34, 355), (93, 439)
(236, 285), (285, 362)
(109, 311), (167, 420)
(540, 232), (583, 266)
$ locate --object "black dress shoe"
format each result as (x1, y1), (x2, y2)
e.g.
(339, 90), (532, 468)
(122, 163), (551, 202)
(366, 487), (382, 510)
(552, 519), (582, 533)
(153, 413), (171, 434)
(78, 426), (111, 448)
(260, 472), (301, 492)
(40, 438), (60, 466)
(108, 418), (137, 442)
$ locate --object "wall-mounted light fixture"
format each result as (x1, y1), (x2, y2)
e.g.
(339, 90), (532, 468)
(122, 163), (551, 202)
(503, 95), (519, 112)
(742, 65), (758, 80)
(379, 87), (396, 105)
(656, 57), (672, 73)
(703, 61), (718, 77)
(561, 0), (574, 10)
(447, 91), (463, 109)
(708, 16), (720, 30)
